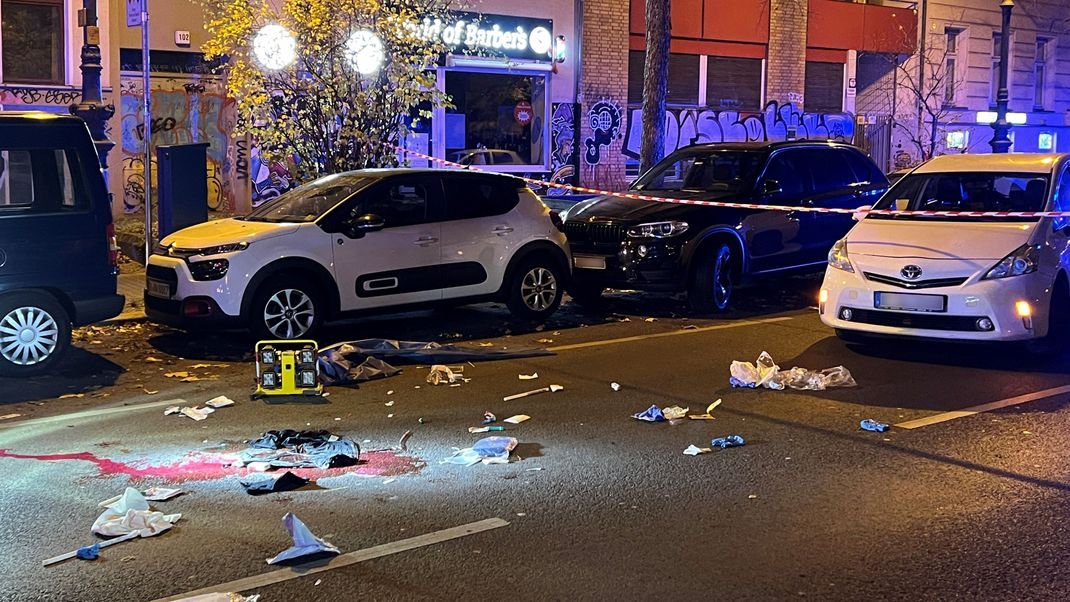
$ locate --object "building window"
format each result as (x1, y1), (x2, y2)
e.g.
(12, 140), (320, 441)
(990, 32), (1007, 106)
(0, 0), (65, 84)
(706, 56), (762, 111)
(1038, 131), (1055, 151)
(1035, 37), (1050, 110)
(945, 130), (969, 151)
(943, 28), (962, 106)
(627, 51), (700, 106)
(443, 70), (546, 168)
(805, 62), (844, 113)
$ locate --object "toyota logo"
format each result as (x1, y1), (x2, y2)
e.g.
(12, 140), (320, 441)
(901, 265), (923, 280)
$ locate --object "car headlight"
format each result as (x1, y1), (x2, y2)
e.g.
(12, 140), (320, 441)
(626, 221), (689, 238)
(188, 258), (230, 281)
(983, 244), (1039, 280)
(192, 242), (249, 256)
(828, 239), (854, 273)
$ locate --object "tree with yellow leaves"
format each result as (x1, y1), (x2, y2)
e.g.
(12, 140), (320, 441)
(198, 0), (455, 183)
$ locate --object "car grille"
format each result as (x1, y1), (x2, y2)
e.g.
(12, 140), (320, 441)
(846, 308), (988, 332)
(863, 272), (968, 290)
(146, 264), (178, 285)
(562, 221), (627, 244)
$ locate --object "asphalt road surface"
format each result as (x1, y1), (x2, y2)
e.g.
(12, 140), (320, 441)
(2, 276), (1069, 601)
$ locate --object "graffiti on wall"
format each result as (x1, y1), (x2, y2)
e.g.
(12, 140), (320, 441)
(119, 76), (237, 213)
(0, 86), (82, 107)
(621, 101), (855, 159)
(584, 99), (623, 166)
(547, 102), (579, 196)
(247, 143), (295, 206)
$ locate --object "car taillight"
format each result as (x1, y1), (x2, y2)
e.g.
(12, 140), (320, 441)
(550, 211), (564, 232)
(106, 223), (119, 268)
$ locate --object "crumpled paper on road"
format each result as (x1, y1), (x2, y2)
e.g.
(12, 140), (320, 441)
(729, 351), (856, 391)
(266, 512), (340, 564)
(427, 365), (467, 385)
(91, 487), (181, 538)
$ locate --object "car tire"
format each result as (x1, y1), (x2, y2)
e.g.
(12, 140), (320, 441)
(1025, 280), (1070, 356)
(568, 281), (606, 309)
(506, 256), (565, 320)
(0, 292), (71, 377)
(248, 278), (324, 341)
(688, 241), (736, 314)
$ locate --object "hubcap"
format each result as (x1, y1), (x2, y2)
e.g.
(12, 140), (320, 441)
(712, 246), (733, 309)
(264, 289), (315, 339)
(0, 306), (59, 366)
(521, 267), (558, 312)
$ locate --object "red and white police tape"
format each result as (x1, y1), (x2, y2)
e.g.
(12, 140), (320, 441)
(385, 142), (1070, 218)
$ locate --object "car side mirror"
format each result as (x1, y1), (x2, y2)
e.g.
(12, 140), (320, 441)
(762, 179), (782, 195)
(345, 213), (386, 238)
(852, 205), (873, 222)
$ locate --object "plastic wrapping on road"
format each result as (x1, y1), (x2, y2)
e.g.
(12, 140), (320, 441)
(445, 436), (518, 466)
(318, 339), (552, 386)
(266, 512), (340, 565)
(860, 419), (890, 432)
(239, 430), (360, 469)
(427, 365), (466, 385)
(632, 405), (666, 422)
(91, 487), (182, 538)
(729, 352), (857, 391)
(240, 471), (310, 494)
(710, 435), (746, 448)
(662, 406), (689, 420)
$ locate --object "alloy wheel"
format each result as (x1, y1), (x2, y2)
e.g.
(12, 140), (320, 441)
(0, 306), (59, 366)
(263, 289), (315, 339)
(521, 267), (558, 312)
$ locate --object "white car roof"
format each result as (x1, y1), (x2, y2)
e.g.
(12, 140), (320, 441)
(913, 153), (1066, 174)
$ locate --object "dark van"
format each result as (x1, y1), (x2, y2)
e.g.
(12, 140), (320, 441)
(0, 112), (124, 376)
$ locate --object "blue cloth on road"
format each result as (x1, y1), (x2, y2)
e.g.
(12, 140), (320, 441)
(632, 405), (666, 422)
(710, 435), (746, 448)
(76, 543), (100, 560)
(860, 419), (890, 432)
(240, 471), (310, 494)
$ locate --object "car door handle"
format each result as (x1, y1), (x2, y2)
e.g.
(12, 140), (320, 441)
(414, 236), (439, 246)
(493, 226), (514, 236)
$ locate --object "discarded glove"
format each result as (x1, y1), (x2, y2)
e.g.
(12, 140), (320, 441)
(683, 444), (711, 456)
(710, 435), (746, 448)
(860, 419), (890, 432)
(240, 471), (310, 495)
(75, 544), (100, 560)
(632, 405), (666, 422)
(266, 512), (339, 565)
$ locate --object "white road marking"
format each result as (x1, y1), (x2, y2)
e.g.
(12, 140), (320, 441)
(0, 398), (183, 430)
(546, 316), (795, 352)
(895, 384), (1070, 429)
(151, 518), (510, 601)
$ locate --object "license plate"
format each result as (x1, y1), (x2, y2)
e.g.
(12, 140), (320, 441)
(874, 291), (946, 312)
(147, 279), (171, 299)
(574, 254), (607, 270)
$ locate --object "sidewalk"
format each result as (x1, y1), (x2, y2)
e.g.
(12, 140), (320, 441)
(113, 271), (146, 322)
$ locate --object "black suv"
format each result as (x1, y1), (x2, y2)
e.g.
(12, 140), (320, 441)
(0, 112), (124, 375)
(562, 141), (887, 312)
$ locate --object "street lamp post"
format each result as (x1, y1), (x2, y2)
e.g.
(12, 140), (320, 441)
(989, 0), (1015, 153)
(69, 0), (115, 169)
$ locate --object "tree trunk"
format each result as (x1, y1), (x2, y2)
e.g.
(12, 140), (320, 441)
(640, 0), (670, 175)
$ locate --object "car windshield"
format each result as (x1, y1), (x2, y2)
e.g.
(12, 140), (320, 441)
(632, 150), (765, 193)
(870, 171), (1050, 221)
(244, 174), (371, 223)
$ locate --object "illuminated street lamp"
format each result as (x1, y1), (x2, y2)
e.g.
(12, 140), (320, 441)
(989, 0), (1015, 153)
(345, 29), (385, 75)
(252, 24), (297, 70)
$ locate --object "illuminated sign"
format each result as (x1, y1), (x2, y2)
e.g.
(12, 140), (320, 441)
(412, 12), (554, 62)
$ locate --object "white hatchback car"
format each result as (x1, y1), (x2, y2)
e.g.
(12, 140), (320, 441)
(820, 153), (1070, 347)
(145, 169), (571, 339)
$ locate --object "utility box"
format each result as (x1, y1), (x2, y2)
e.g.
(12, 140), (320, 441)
(157, 142), (209, 239)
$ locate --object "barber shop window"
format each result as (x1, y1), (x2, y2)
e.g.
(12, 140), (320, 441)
(0, 149), (84, 211)
(444, 71), (546, 169)
(1, 0), (66, 83)
(363, 180), (428, 227)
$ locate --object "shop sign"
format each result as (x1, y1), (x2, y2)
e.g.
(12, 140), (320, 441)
(514, 101), (533, 125)
(412, 12), (554, 62)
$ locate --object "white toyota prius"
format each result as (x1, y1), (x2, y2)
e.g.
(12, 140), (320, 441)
(820, 153), (1070, 348)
